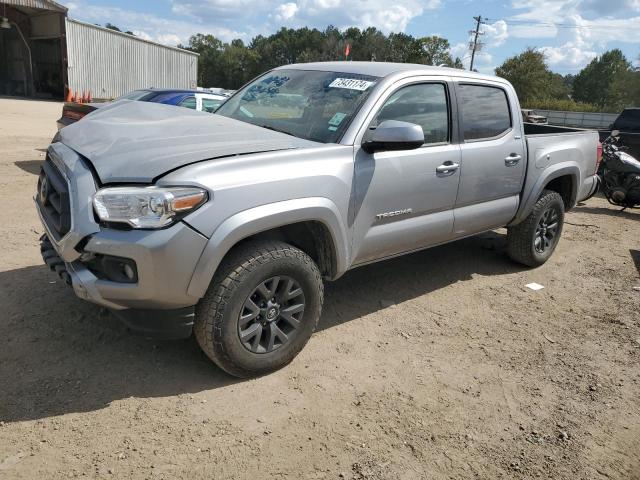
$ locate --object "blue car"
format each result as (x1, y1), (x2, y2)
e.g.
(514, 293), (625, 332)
(57, 88), (230, 129)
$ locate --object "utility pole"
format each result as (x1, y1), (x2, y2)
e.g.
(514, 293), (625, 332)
(469, 15), (483, 72)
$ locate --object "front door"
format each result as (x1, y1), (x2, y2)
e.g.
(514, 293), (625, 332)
(351, 80), (462, 265)
(452, 82), (526, 236)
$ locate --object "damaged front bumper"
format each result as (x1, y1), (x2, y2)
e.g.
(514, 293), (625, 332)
(35, 142), (208, 339)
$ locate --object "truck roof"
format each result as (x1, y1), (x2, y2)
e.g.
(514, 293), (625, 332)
(276, 61), (502, 82)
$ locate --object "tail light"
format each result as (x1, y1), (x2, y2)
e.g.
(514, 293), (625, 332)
(63, 110), (87, 121)
(595, 141), (603, 174)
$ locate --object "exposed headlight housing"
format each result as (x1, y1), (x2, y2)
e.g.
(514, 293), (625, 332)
(93, 186), (208, 229)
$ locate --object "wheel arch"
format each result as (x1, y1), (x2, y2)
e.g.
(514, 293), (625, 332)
(511, 163), (580, 226)
(187, 198), (349, 299)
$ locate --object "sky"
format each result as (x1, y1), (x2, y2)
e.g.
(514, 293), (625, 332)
(64, 0), (640, 75)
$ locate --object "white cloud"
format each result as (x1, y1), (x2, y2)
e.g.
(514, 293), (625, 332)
(66, 1), (247, 45)
(450, 42), (468, 59)
(68, 0), (444, 48)
(582, 0), (640, 13)
(172, 0), (269, 20)
(507, 0), (640, 70)
(274, 2), (299, 21)
(483, 20), (509, 47)
(541, 44), (597, 68)
(172, 0), (440, 33)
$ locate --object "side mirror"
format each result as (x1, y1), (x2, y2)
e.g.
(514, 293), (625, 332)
(362, 120), (424, 154)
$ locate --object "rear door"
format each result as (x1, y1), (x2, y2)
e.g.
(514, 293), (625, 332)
(452, 82), (526, 236)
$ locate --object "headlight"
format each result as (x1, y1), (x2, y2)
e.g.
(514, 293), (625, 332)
(93, 186), (208, 229)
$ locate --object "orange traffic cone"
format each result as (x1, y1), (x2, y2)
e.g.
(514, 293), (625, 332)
(73, 90), (80, 103)
(82, 90), (88, 103)
(87, 90), (92, 103)
(65, 87), (73, 102)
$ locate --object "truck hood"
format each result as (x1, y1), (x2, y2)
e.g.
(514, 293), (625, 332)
(58, 100), (319, 183)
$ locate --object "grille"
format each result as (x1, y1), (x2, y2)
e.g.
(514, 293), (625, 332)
(37, 157), (71, 240)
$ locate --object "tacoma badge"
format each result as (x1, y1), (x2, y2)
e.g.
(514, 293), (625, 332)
(375, 208), (412, 220)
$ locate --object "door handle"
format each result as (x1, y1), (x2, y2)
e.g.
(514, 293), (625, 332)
(505, 154), (522, 166)
(436, 162), (460, 175)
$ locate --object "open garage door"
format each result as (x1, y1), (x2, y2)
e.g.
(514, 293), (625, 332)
(0, 0), (67, 98)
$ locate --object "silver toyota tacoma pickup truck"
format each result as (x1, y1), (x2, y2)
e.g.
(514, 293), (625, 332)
(37, 62), (600, 377)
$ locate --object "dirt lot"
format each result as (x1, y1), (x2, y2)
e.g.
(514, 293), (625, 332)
(0, 97), (639, 480)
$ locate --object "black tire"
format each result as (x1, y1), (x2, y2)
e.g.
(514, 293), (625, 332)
(194, 240), (324, 378)
(507, 190), (565, 267)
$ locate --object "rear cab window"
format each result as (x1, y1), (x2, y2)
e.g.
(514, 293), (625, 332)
(458, 84), (512, 141)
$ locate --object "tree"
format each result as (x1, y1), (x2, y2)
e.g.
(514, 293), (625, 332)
(387, 33), (423, 63)
(180, 27), (465, 89)
(548, 73), (570, 100)
(572, 49), (631, 107)
(180, 34), (225, 87)
(495, 48), (567, 103)
(418, 36), (457, 67)
(103, 23), (134, 35)
(606, 69), (640, 112)
(451, 57), (464, 69)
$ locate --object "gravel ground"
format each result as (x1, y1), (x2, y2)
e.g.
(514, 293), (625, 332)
(1, 97), (639, 480)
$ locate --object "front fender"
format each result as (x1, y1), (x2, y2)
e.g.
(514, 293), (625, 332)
(511, 162), (580, 225)
(186, 197), (350, 299)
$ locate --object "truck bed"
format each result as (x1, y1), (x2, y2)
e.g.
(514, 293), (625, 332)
(514, 123), (599, 223)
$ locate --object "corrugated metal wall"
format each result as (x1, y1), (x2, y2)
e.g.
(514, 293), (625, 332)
(535, 109), (619, 129)
(65, 18), (198, 99)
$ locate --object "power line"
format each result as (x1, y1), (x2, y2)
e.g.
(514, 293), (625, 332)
(484, 18), (639, 30)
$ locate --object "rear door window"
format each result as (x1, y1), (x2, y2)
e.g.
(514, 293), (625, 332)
(458, 84), (512, 141)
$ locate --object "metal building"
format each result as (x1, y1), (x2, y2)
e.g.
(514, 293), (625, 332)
(0, 0), (198, 100)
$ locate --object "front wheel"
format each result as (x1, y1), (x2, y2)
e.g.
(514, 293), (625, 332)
(507, 190), (565, 267)
(194, 240), (324, 378)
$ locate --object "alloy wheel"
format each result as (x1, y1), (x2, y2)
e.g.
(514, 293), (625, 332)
(238, 276), (305, 353)
(534, 206), (560, 253)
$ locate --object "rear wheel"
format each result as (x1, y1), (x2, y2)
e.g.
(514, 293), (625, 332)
(194, 240), (323, 378)
(507, 190), (565, 267)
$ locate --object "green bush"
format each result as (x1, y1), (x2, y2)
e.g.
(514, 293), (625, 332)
(521, 98), (609, 113)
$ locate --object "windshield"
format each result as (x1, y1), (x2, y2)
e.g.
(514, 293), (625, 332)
(216, 69), (379, 143)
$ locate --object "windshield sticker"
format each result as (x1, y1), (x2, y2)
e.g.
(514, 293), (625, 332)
(328, 112), (347, 127)
(328, 78), (375, 91)
(240, 106), (254, 118)
(328, 126), (338, 132)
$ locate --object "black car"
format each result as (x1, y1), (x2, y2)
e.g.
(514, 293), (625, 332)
(612, 108), (640, 133)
